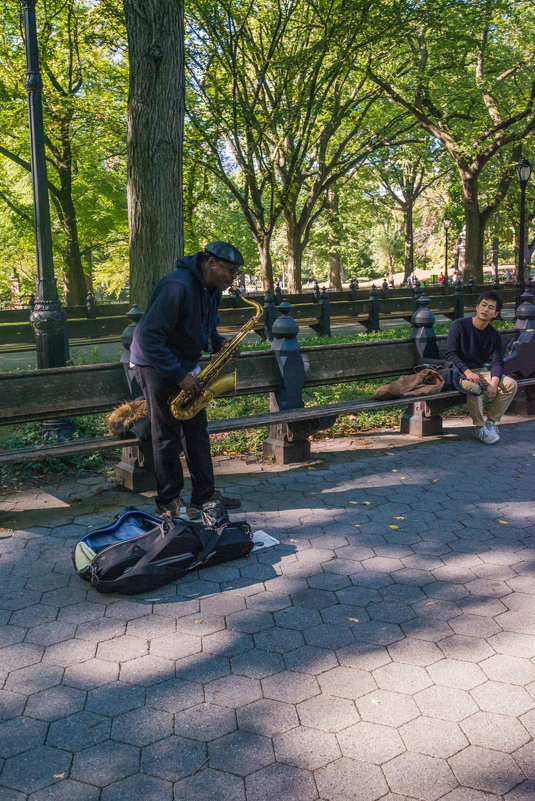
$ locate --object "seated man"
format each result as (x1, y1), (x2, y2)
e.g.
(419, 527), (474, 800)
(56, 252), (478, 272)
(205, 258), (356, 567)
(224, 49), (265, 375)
(445, 291), (517, 444)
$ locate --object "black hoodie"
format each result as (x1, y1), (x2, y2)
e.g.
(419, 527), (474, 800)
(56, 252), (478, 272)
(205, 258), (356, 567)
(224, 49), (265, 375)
(130, 253), (225, 382)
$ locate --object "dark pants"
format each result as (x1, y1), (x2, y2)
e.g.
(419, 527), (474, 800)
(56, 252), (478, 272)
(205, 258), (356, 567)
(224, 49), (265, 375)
(134, 366), (215, 508)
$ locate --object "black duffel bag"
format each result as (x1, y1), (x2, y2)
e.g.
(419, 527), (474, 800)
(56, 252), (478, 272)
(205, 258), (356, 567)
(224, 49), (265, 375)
(72, 507), (253, 595)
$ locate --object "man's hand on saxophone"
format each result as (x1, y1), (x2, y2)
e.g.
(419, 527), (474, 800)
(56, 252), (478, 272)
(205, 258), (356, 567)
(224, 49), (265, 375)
(179, 373), (203, 399)
(221, 340), (240, 362)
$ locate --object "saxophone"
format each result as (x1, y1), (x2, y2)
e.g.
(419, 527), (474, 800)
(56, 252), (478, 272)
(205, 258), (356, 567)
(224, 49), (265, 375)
(168, 292), (263, 420)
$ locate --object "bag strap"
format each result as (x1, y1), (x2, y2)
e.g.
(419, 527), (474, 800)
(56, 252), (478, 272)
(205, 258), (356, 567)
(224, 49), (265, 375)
(189, 525), (224, 568)
(90, 517), (194, 590)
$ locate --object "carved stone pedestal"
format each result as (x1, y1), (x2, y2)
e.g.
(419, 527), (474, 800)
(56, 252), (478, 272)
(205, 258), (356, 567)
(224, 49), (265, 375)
(263, 426), (311, 465)
(115, 442), (155, 492)
(400, 401), (444, 437)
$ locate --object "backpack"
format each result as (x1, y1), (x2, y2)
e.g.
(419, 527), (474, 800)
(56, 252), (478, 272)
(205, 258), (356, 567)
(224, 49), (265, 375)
(72, 507), (254, 595)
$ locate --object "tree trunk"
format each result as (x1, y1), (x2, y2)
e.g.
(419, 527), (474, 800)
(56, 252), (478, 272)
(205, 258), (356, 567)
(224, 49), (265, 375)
(57, 187), (87, 305)
(461, 172), (484, 282)
(284, 210), (302, 293)
(403, 203), (414, 281)
(257, 232), (273, 290)
(124, 0), (185, 308)
(327, 188), (343, 290)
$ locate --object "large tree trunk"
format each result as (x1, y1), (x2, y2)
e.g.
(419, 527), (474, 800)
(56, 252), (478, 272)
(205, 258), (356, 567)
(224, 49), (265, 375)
(284, 210), (303, 293)
(461, 172), (484, 282)
(124, 0), (185, 308)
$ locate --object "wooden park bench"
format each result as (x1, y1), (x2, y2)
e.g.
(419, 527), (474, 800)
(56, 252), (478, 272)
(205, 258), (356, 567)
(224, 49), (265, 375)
(1, 294), (534, 491)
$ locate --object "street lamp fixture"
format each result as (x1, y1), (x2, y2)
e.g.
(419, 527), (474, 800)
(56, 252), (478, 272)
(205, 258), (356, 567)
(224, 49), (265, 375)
(516, 158), (532, 307)
(443, 218), (451, 285)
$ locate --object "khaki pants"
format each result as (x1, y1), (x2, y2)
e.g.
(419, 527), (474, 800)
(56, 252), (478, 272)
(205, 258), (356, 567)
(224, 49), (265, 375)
(457, 369), (517, 427)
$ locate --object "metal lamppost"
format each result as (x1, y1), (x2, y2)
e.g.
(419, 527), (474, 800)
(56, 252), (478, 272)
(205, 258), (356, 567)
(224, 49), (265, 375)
(516, 158), (532, 307)
(443, 218), (451, 286)
(21, 0), (67, 370)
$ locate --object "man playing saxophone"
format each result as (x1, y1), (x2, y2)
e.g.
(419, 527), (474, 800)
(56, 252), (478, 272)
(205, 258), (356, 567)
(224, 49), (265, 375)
(129, 241), (244, 522)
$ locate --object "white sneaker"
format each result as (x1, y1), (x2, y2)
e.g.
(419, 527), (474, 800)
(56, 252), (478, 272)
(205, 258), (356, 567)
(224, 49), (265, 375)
(476, 424), (499, 444)
(485, 420), (500, 440)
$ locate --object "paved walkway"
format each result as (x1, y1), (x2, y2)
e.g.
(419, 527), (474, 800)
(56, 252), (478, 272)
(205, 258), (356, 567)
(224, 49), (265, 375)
(1, 419), (535, 801)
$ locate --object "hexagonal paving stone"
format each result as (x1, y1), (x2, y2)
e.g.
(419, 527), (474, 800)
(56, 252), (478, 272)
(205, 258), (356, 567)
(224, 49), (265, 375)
(230, 648), (284, 679)
(63, 658), (119, 690)
(0, 690), (25, 724)
(274, 725), (340, 769)
(337, 721), (404, 764)
(149, 633), (201, 660)
(261, 671), (319, 704)
(6, 664), (63, 695)
(100, 772), (172, 801)
(209, 730), (274, 776)
(461, 711), (531, 753)
(439, 635), (494, 663)
(387, 637), (442, 667)
(2, 745), (73, 794)
(174, 767), (245, 801)
(290, 588), (336, 609)
(470, 681), (534, 717)
(70, 740), (139, 787)
(0, 717), (48, 758)
(237, 698), (298, 737)
(488, 631), (535, 659)
(383, 751), (457, 800)
(25, 621), (76, 647)
(254, 626), (305, 653)
(284, 645), (339, 675)
(104, 600), (151, 620)
(415, 685), (478, 721)
(145, 677), (203, 713)
(480, 654), (535, 686)
(357, 689), (419, 727)
(315, 756), (388, 801)
(111, 706), (173, 746)
(336, 641), (391, 672)
(86, 681), (145, 716)
(1, 644), (45, 675)
(513, 740), (535, 780)
(202, 630), (253, 657)
(204, 674), (262, 708)
(46, 711), (111, 752)
(96, 635), (148, 662)
(373, 662), (432, 694)
(75, 617), (126, 643)
(225, 610), (274, 633)
(449, 745), (525, 795)
(176, 653), (230, 684)
(175, 613), (225, 636)
(427, 658), (486, 690)
(24, 685), (86, 722)
(449, 614), (501, 639)
(495, 611), (535, 636)
(318, 666), (376, 699)
(174, 703), (236, 741)
(297, 694), (359, 732)
(245, 762), (317, 801)
(141, 735), (206, 781)
(119, 655), (172, 686)
(399, 716), (468, 758)
(125, 614), (176, 639)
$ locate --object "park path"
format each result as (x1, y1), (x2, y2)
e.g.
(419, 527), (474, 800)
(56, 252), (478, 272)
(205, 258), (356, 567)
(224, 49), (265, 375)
(1, 418), (535, 801)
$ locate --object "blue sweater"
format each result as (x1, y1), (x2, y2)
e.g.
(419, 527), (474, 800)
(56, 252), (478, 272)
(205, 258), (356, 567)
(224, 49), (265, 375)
(129, 253), (225, 382)
(445, 317), (503, 380)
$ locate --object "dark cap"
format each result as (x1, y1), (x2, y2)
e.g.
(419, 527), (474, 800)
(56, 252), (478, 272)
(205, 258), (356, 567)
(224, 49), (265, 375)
(204, 241), (244, 267)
